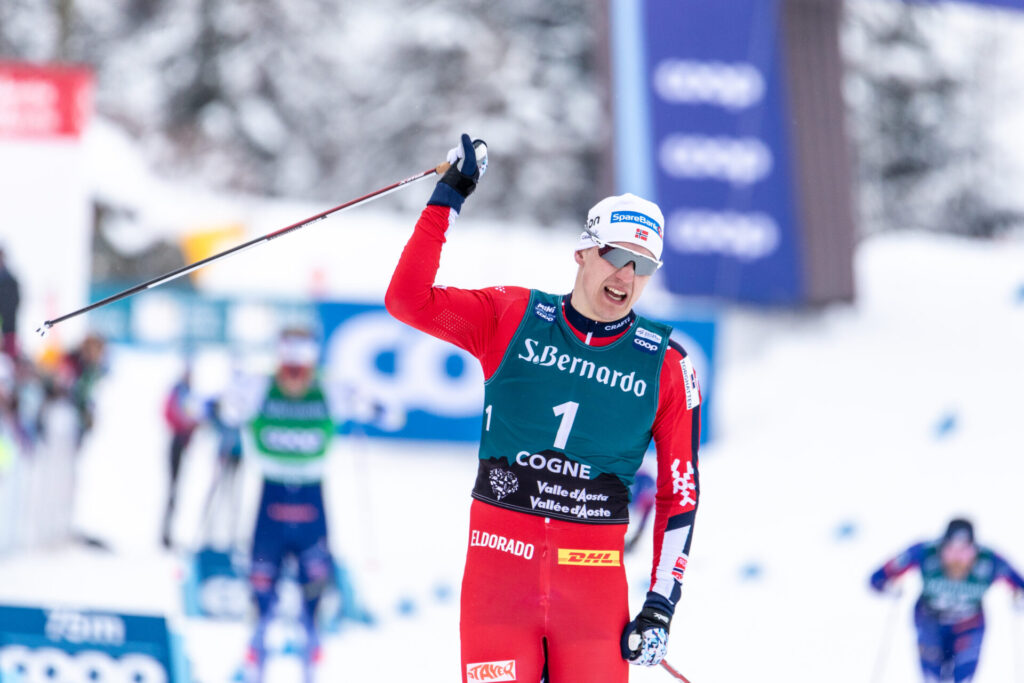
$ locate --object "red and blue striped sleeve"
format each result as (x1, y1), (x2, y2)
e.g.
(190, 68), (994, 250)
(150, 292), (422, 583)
(870, 542), (927, 590)
(645, 340), (701, 617)
(993, 551), (1024, 592)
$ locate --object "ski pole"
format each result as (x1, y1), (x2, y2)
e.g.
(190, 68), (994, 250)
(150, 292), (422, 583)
(870, 588), (903, 683)
(660, 659), (693, 682)
(1012, 599), (1023, 683)
(36, 164), (444, 336)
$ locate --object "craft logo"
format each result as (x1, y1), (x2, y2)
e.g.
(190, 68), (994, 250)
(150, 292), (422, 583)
(557, 549), (621, 566)
(634, 228), (649, 242)
(603, 317), (631, 332)
(467, 659), (517, 681)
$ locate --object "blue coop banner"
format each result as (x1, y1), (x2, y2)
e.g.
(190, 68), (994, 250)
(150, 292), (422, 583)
(0, 604), (189, 682)
(937, 0), (1022, 8)
(318, 301), (486, 442)
(84, 288), (717, 444)
(641, 0), (806, 304)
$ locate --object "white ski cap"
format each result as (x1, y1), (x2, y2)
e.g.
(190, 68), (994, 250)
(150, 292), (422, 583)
(278, 329), (319, 366)
(577, 193), (665, 260)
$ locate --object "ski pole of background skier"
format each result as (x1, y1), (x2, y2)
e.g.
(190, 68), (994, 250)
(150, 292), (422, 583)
(869, 588), (902, 683)
(35, 163), (445, 336)
(1014, 601), (1024, 683)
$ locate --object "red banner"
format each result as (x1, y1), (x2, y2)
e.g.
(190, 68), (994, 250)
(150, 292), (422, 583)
(0, 62), (93, 139)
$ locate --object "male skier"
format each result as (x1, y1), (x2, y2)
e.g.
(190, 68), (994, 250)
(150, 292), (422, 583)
(386, 135), (701, 682)
(225, 328), (346, 683)
(870, 518), (1024, 682)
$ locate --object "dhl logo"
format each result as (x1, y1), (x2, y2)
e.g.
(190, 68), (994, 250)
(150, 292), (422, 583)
(557, 549), (621, 566)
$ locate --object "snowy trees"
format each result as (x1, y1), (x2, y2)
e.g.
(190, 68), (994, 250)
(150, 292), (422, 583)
(842, 0), (1024, 237)
(4, 1), (1023, 235)
(2, 0), (607, 225)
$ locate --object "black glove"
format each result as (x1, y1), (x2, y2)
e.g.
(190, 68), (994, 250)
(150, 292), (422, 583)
(428, 133), (487, 212)
(620, 603), (671, 666)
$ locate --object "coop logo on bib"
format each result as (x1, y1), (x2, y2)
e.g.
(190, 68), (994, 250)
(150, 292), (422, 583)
(467, 659), (517, 681)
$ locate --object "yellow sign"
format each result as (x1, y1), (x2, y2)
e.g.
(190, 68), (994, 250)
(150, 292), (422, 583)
(179, 223), (246, 282)
(557, 549), (621, 566)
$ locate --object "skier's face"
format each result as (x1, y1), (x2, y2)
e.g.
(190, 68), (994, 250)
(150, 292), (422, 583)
(570, 245), (653, 322)
(940, 540), (977, 579)
(277, 363), (314, 397)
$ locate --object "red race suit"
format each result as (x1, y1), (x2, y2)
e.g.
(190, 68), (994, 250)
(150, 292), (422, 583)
(386, 204), (701, 683)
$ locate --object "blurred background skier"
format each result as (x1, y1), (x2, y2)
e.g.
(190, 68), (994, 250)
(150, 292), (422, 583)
(869, 518), (1024, 683)
(161, 363), (201, 549)
(386, 135), (702, 682)
(0, 246), (20, 360)
(223, 327), (350, 683)
(198, 391), (244, 550)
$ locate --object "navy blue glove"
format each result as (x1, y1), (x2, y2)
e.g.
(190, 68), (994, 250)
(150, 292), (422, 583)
(428, 133), (487, 212)
(620, 604), (671, 666)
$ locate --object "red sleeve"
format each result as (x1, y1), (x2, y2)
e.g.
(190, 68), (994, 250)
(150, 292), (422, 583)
(385, 204), (530, 379)
(646, 341), (701, 614)
(164, 384), (198, 433)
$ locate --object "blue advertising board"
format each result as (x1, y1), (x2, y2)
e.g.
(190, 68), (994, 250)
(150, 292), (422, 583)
(639, 0), (806, 304)
(0, 604), (189, 682)
(924, 0), (1023, 8)
(85, 286), (717, 444)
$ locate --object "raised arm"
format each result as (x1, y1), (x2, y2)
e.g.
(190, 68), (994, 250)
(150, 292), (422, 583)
(993, 551), (1024, 594)
(385, 134), (529, 377)
(870, 542), (927, 591)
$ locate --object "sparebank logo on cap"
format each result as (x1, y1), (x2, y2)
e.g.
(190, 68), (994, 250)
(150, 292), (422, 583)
(611, 211), (662, 237)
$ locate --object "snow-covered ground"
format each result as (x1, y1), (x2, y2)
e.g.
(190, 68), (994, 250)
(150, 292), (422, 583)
(2, 224), (1024, 683)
